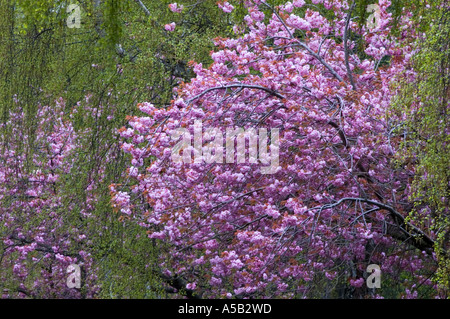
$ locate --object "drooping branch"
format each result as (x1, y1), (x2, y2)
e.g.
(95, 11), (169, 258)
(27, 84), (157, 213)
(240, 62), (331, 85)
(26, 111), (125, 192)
(8, 234), (83, 260)
(260, 1), (345, 84)
(309, 197), (436, 253)
(344, 1), (357, 90)
(186, 84), (287, 104)
(93, 0), (140, 62)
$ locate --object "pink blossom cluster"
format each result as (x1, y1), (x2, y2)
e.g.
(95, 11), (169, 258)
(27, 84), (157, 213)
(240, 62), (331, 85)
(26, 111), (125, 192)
(218, 1), (234, 13)
(165, 22), (176, 32)
(169, 3), (184, 13)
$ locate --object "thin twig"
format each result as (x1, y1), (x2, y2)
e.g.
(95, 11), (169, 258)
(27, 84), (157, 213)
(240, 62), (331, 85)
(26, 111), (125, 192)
(344, 1), (357, 90)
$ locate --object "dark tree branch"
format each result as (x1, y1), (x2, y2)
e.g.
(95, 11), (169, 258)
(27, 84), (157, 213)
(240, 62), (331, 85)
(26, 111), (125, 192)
(309, 197), (436, 254)
(159, 273), (203, 299)
(344, 1), (357, 90)
(8, 234), (82, 260)
(186, 84), (287, 104)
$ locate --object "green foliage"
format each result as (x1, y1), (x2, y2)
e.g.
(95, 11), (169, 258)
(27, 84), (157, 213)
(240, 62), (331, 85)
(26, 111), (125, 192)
(393, 1), (450, 296)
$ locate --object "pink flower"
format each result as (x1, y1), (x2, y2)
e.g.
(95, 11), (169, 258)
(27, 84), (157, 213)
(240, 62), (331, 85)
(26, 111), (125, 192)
(218, 1), (234, 13)
(186, 282), (197, 290)
(164, 22), (176, 32)
(210, 277), (222, 286)
(349, 278), (365, 288)
(168, 3), (183, 13)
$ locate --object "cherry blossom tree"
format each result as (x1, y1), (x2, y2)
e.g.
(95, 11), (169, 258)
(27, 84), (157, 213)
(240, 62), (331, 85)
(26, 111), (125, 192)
(0, 99), (99, 298)
(113, 0), (445, 298)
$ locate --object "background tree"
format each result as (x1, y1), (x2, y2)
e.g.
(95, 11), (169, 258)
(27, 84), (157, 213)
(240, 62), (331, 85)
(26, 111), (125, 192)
(393, 0), (450, 296)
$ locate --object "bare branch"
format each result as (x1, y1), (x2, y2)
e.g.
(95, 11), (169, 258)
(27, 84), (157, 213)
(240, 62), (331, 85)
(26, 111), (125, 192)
(260, 1), (345, 83)
(344, 1), (357, 90)
(134, 0), (151, 16)
(309, 197), (435, 253)
(186, 84), (287, 104)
